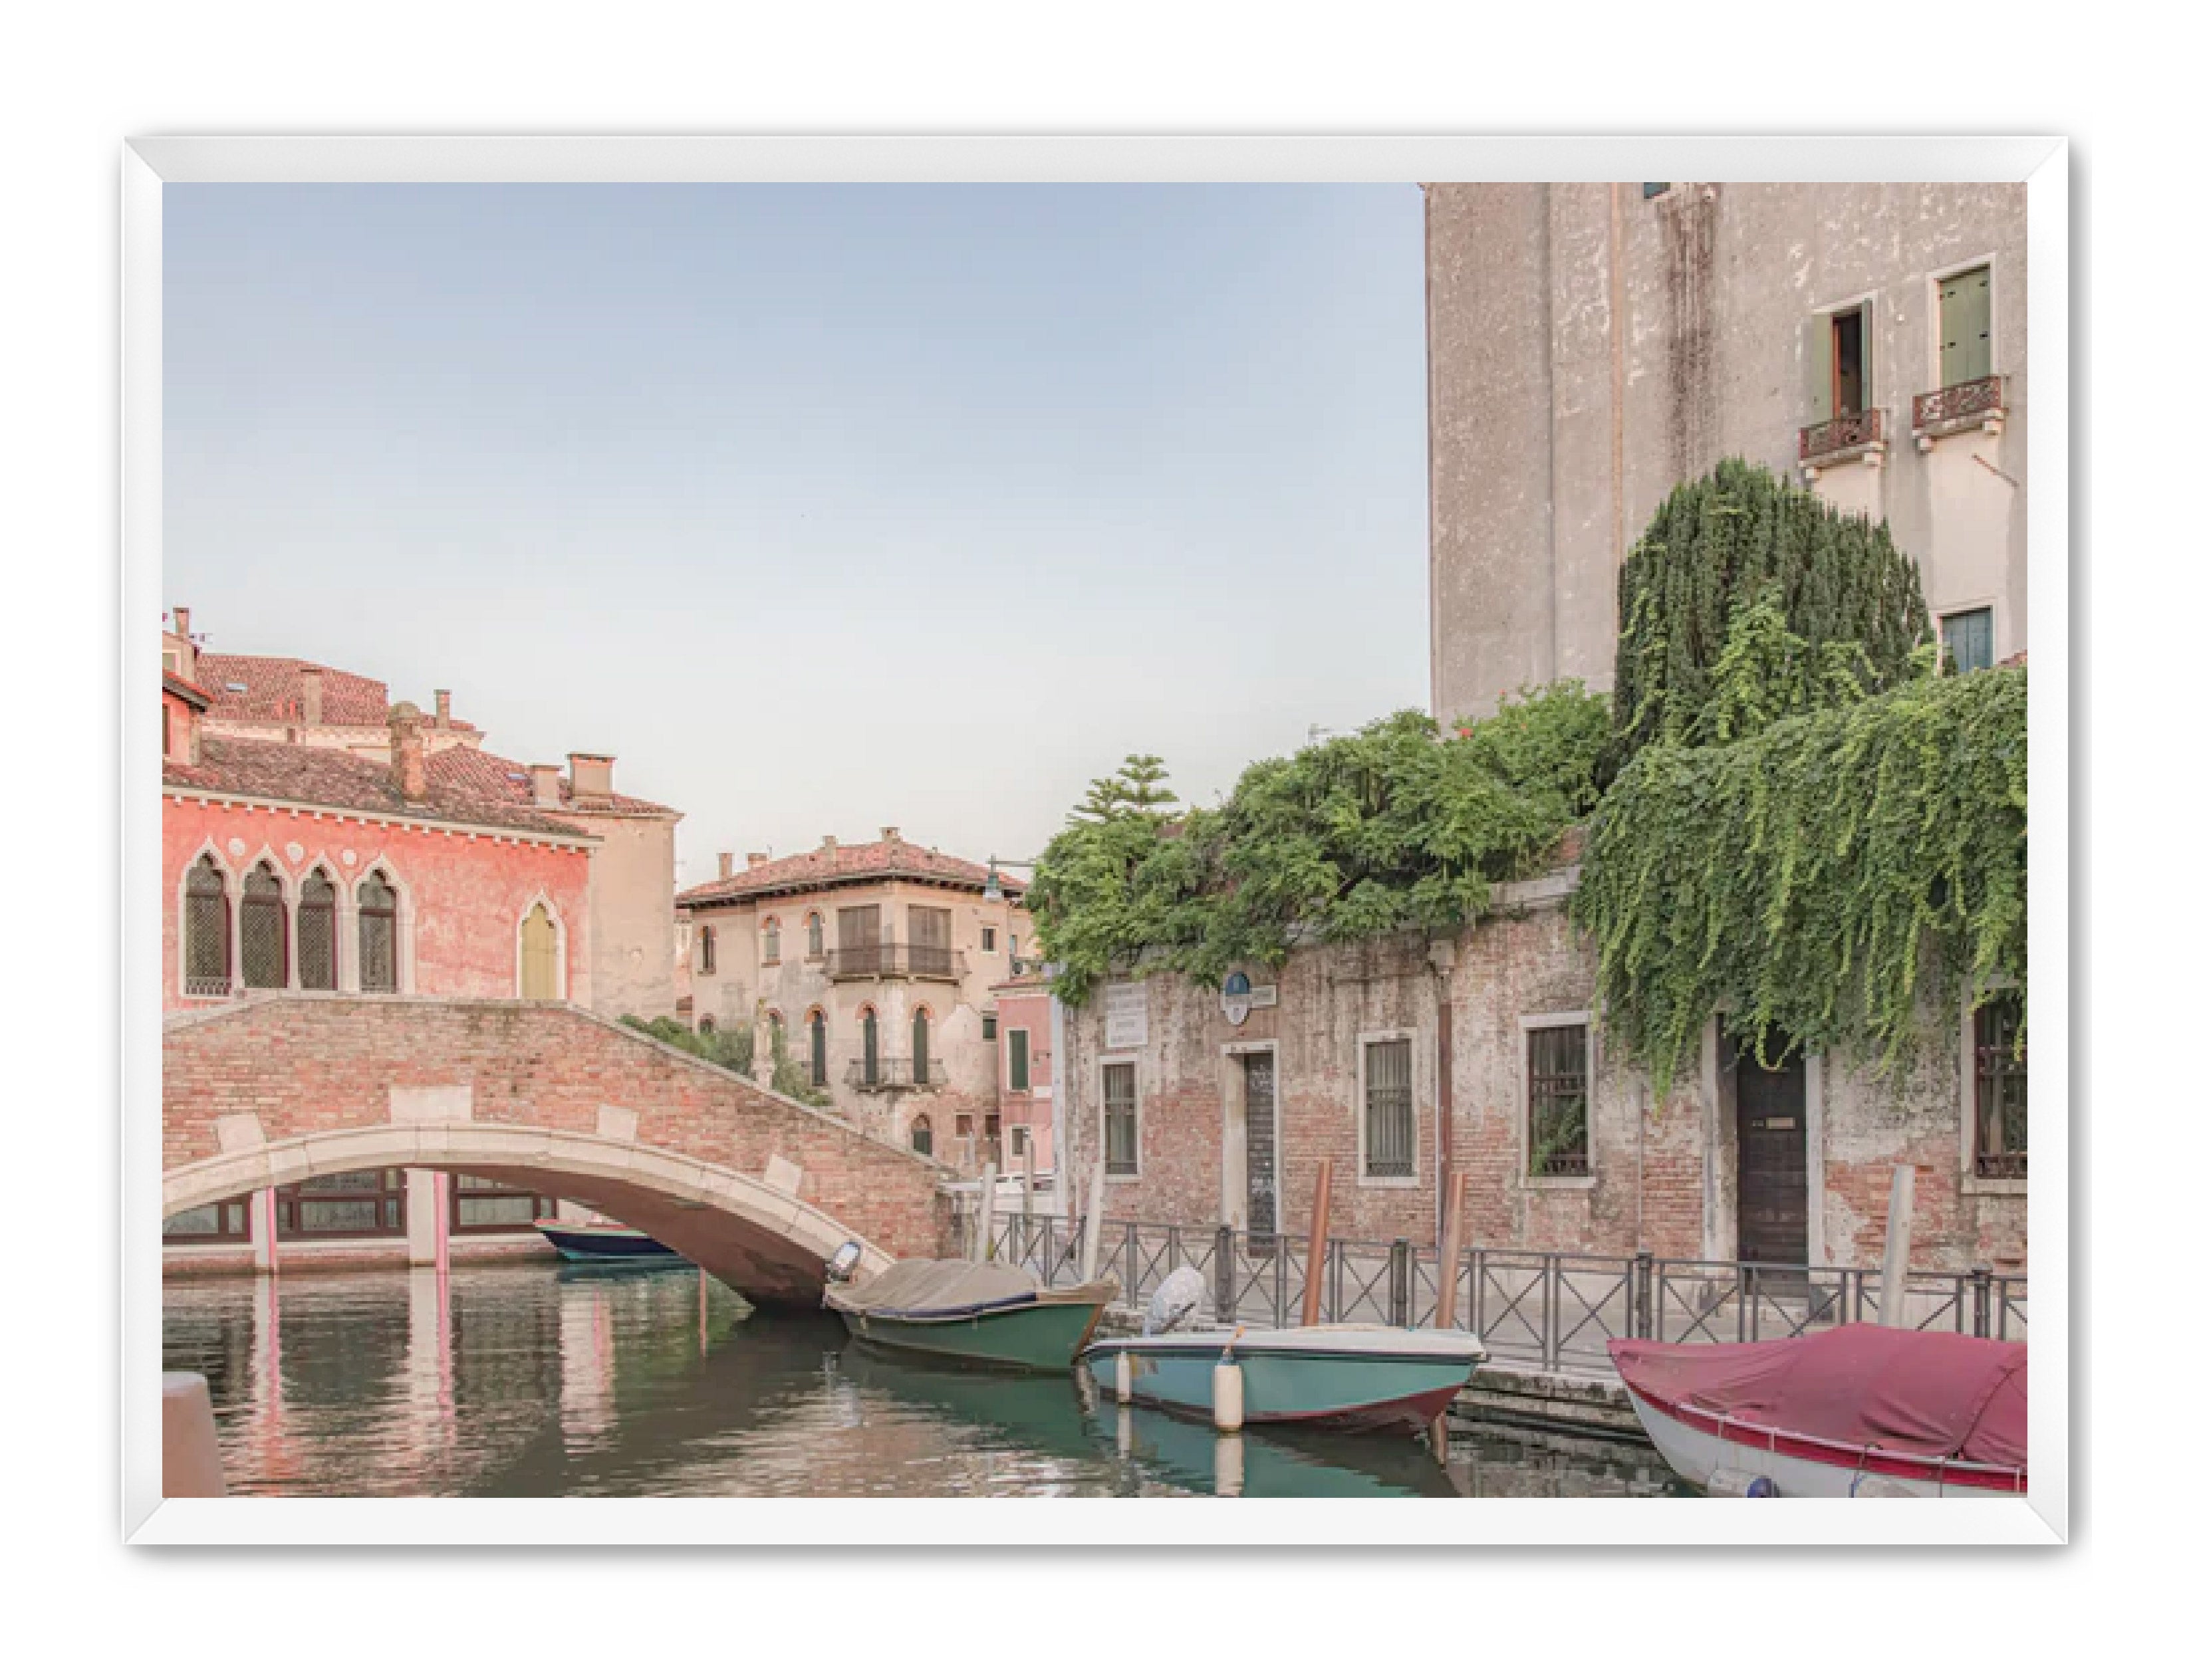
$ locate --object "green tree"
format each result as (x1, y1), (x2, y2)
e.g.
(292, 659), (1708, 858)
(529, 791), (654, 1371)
(620, 1013), (753, 1075)
(1607, 458), (1934, 777)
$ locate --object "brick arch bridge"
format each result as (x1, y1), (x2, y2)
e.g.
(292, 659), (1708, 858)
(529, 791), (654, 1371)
(163, 997), (958, 1306)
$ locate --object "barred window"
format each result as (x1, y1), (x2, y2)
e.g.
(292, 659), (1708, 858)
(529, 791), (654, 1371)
(1362, 1038), (1414, 1179)
(358, 870), (398, 993)
(297, 869), (337, 991)
(239, 862), (288, 990)
(1527, 1023), (1591, 1177)
(1974, 995), (2027, 1179)
(1102, 1062), (1138, 1177)
(184, 855), (231, 997)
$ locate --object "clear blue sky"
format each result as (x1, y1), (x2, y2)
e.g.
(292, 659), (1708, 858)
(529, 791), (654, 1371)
(165, 184), (1430, 884)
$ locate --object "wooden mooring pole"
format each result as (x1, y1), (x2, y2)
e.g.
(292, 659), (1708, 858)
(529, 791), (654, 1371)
(1879, 1163), (1916, 1330)
(1299, 1161), (1335, 1328)
(1432, 1167), (1466, 1469)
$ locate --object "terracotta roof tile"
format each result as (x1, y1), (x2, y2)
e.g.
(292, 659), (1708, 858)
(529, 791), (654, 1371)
(426, 745), (679, 818)
(164, 735), (592, 840)
(677, 838), (1022, 907)
(195, 654), (477, 733)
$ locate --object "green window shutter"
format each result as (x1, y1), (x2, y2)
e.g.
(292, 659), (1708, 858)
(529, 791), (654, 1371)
(1940, 267), (1992, 386)
(1855, 299), (1874, 412)
(1807, 313), (1836, 423)
(1009, 1029), (1030, 1092)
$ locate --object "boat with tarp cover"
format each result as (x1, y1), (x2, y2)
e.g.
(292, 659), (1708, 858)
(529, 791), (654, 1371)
(1080, 1324), (1489, 1432)
(825, 1258), (1117, 1372)
(1608, 1324), (2027, 1497)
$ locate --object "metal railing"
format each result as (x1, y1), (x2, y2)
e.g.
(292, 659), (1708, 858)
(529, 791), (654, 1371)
(1798, 407), (1884, 461)
(843, 1054), (944, 1090)
(983, 1211), (2027, 1378)
(825, 942), (963, 981)
(1913, 373), (2007, 433)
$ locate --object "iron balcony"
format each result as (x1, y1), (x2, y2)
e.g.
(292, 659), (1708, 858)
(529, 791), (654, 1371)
(843, 1055), (947, 1091)
(823, 941), (965, 981)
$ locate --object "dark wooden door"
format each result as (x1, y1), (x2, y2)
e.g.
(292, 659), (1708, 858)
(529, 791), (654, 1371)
(1735, 1030), (1809, 1275)
(1243, 1053), (1278, 1256)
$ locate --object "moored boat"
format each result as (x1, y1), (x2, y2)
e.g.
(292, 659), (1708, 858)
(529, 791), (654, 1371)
(1079, 1324), (1489, 1432)
(534, 1218), (685, 1264)
(825, 1257), (1117, 1372)
(1608, 1324), (2027, 1498)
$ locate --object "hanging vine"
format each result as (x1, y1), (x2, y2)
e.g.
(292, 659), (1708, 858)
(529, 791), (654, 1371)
(1573, 662), (2027, 1092)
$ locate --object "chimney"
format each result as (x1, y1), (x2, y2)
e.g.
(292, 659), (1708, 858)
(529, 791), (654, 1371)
(822, 834), (839, 869)
(388, 703), (427, 802)
(717, 851), (734, 880)
(880, 825), (901, 844)
(172, 606), (191, 641)
(530, 763), (563, 807)
(300, 665), (324, 727)
(434, 689), (451, 729)
(746, 850), (769, 870)
(569, 752), (614, 800)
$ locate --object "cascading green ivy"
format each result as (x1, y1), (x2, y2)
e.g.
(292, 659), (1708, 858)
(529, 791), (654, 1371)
(1026, 686), (1611, 1007)
(1573, 663), (2027, 1092)
(1607, 457), (1934, 777)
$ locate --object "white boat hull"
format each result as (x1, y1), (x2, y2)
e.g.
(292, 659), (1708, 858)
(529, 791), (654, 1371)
(1626, 1389), (2018, 1499)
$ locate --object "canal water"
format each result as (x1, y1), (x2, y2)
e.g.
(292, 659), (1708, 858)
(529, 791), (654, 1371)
(162, 1264), (1682, 1498)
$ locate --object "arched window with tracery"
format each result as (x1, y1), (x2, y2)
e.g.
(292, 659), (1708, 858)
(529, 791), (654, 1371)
(806, 912), (824, 959)
(239, 862), (288, 990)
(912, 1008), (932, 1085)
(520, 902), (559, 1000)
(808, 1010), (827, 1084)
(297, 869), (338, 991)
(358, 870), (398, 993)
(763, 918), (781, 965)
(184, 854), (231, 997)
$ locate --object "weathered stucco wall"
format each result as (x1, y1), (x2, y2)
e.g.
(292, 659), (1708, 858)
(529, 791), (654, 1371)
(163, 795), (592, 1012)
(1427, 181), (2028, 724)
(570, 810), (679, 1024)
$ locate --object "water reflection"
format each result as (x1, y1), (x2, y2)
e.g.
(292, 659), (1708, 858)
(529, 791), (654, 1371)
(160, 1266), (1679, 1498)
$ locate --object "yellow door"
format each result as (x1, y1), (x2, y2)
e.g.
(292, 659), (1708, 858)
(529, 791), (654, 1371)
(520, 904), (558, 999)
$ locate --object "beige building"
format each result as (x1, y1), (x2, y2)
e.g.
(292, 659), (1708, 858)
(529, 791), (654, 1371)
(677, 832), (1037, 1159)
(1425, 181), (2027, 724)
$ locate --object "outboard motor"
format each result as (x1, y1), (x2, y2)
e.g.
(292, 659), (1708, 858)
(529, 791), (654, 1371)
(825, 1239), (863, 1284)
(1143, 1266), (1209, 1337)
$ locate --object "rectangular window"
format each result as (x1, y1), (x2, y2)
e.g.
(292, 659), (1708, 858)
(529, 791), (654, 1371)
(838, 905), (880, 961)
(277, 1170), (406, 1239)
(1362, 1038), (1414, 1179)
(1641, 181), (1672, 199)
(1011, 1126), (1030, 1161)
(1526, 1023), (1591, 1178)
(1808, 302), (1874, 423)
(1102, 1062), (1139, 1177)
(981, 926), (997, 953)
(163, 1195), (252, 1243)
(1942, 607), (1994, 673)
(698, 925), (715, 975)
(908, 905), (952, 973)
(451, 1176), (557, 1233)
(1974, 995), (2027, 1179)
(981, 1015), (997, 1042)
(1938, 265), (1993, 387)
(1007, 1028), (1031, 1092)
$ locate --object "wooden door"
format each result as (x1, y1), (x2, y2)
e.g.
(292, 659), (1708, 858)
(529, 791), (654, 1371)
(1735, 1029), (1809, 1276)
(1243, 1052), (1278, 1256)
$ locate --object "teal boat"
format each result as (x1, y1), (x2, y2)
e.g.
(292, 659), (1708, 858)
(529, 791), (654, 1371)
(1081, 1324), (1488, 1431)
(824, 1257), (1117, 1373)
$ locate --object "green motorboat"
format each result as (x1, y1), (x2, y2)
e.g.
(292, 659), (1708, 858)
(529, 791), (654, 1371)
(823, 1256), (1117, 1372)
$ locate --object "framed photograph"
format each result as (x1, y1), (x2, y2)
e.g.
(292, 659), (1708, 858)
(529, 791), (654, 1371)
(125, 136), (2067, 1543)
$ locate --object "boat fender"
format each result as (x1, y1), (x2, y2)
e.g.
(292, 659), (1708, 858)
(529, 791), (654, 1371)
(1212, 1356), (1245, 1434)
(1116, 1351), (1134, 1405)
(1706, 1467), (1777, 1497)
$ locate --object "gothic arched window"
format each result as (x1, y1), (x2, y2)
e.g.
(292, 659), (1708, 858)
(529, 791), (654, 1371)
(806, 912), (824, 959)
(358, 870), (398, 993)
(184, 855), (230, 997)
(860, 1009), (880, 1086)
(809, 1011), (828, 1084)
(297, 869), (338, 991)
(239, 862), (287, 990)
(912, 1009), (932, 1085)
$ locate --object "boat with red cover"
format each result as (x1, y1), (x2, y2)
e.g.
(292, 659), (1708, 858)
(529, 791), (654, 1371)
(1608, 1324), (2027, 1498)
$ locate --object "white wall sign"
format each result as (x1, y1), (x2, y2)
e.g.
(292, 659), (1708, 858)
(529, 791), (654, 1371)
(1220, 971), (1278, 1026)
(1104, 981), (1149, 1050)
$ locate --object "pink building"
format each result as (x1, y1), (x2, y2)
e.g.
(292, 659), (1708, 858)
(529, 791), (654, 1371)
(991, 971), (1056, 1178)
